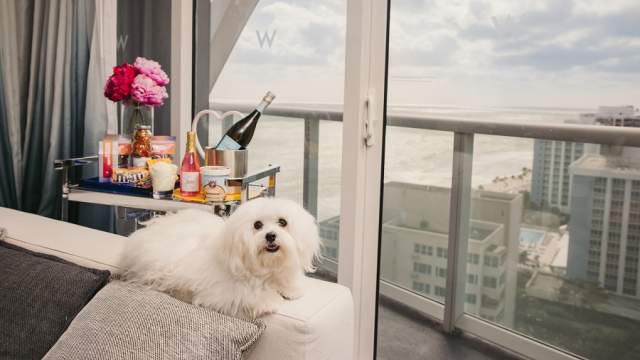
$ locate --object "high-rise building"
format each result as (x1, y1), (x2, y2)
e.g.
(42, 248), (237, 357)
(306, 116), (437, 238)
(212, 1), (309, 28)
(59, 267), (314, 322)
(593, 105), (640, 127)
(568, 147), (640, 297)
(321, 182), (523, 326)
(531, 140), (588, 213)
(530, 106), (639, 213)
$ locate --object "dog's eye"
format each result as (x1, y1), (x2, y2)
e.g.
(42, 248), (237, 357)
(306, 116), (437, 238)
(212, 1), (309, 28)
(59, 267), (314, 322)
(278, 218), (287, 227)
(253, 221), (263, 230)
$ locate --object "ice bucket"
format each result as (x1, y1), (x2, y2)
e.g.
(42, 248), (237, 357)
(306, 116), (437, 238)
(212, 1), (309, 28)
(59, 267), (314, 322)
(204, 147), (248, 178)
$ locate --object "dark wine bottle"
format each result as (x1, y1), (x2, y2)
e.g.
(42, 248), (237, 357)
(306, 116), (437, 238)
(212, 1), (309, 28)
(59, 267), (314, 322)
(215, 91), (275, 150)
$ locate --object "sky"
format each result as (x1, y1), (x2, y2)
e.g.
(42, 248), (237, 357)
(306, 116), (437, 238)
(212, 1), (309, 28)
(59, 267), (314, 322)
(211, 0), (640, 110)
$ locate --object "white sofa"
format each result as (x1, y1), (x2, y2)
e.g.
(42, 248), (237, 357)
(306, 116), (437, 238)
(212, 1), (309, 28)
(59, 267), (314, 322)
(0, 207), (354, 360)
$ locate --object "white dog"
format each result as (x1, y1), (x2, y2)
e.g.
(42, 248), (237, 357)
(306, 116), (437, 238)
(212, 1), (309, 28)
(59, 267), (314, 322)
(118, 197), (321, 319)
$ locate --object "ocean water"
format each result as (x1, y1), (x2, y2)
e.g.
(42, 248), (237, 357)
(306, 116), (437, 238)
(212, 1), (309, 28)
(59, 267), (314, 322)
(200, 105), (592, 222)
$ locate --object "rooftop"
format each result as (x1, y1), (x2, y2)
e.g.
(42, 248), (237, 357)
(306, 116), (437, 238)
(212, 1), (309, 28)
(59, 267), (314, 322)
(383, 217), (501, 242)
(551, 233), (569, 270)
(570, 153), (640, 176)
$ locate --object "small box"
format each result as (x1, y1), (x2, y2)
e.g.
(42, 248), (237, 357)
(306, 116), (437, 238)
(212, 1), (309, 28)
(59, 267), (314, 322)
(99, 135), (132, 182)
(150, 136), (176, 161)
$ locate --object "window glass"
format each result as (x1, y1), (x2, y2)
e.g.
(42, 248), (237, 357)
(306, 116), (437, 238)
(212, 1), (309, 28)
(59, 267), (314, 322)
(379, 0), (640, 358)
(195, 0), (347, 273)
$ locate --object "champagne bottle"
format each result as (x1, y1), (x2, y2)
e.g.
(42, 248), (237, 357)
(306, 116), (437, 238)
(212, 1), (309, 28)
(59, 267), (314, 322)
(180, 131), (201, 196)
(215, 91), (276, 150)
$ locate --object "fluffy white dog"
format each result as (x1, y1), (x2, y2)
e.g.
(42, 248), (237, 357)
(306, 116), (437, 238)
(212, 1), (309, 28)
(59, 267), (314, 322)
(118, 197), (321, 319)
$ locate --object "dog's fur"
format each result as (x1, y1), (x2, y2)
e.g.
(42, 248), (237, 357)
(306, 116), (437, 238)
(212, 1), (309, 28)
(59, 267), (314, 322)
(118, 198), (321, 319)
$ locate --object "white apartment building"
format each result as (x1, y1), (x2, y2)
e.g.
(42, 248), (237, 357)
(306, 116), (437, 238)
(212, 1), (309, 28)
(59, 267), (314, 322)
(318, 182), (523, 326)
(568, 147), (640, 298)
(381, 217), (508, 323)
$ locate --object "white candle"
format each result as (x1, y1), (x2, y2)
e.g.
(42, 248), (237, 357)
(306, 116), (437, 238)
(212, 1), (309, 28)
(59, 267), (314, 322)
(151, 162), (178, 199)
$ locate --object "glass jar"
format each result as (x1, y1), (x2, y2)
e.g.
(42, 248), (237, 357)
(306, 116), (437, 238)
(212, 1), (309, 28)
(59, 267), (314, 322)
(122, 103), (153, 138)
(132, 125), (152, 168)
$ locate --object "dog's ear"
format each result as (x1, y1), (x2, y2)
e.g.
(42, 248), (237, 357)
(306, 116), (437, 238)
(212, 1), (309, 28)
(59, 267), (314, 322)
(298, 211), (321, 273)
(221, 218), (253, 277)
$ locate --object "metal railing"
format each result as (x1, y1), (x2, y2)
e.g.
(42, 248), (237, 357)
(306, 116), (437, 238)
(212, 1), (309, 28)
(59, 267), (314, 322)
(213, 101), (640, 218)
(211, 101), (640, 360)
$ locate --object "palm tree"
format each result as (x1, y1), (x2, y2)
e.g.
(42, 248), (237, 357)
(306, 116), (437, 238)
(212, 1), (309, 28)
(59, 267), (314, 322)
(519, 250), (528, 264)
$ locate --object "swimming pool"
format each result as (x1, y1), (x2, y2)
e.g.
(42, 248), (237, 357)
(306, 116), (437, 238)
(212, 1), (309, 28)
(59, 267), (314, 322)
(520, 228), (546, 247)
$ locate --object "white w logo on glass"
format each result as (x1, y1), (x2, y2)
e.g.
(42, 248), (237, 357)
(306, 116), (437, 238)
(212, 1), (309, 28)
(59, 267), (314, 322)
(117, 34), (129, 52)
(256, 29), (276, 48)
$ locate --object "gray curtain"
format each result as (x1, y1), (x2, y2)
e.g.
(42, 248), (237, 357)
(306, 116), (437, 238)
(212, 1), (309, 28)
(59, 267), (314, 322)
(0, 0), (96, 218)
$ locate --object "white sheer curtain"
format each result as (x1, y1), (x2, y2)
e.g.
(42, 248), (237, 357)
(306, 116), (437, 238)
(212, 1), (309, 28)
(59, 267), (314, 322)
(85, 0), (118, 153)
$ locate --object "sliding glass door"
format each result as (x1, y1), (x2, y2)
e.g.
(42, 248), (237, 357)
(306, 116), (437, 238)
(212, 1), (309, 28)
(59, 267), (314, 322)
(184, 1), (640, 358)
(374, 1), (640, 360)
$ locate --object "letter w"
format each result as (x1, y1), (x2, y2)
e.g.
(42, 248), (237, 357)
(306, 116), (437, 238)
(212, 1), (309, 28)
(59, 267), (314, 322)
(117, 34), (129, 52)
(256, 29), (276, 48)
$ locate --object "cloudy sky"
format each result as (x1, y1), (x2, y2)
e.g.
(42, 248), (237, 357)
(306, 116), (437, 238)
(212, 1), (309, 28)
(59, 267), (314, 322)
(212, 0), (640, 110)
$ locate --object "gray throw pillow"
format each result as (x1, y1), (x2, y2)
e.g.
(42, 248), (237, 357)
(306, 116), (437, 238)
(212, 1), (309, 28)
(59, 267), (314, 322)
(0, 241), (110, 360)
(44, 281), (265, 360)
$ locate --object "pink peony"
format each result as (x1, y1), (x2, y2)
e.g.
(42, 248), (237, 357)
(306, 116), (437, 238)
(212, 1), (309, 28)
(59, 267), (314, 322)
(130, 75), (169, 106)
(133, 57), (169, 86)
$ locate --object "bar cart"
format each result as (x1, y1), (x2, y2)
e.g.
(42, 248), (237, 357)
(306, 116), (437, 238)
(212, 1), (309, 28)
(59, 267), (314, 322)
(53, 156), (279, 233)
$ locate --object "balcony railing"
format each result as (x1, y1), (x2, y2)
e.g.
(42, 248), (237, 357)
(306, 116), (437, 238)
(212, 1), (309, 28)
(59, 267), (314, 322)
(212, 101), (640, 360)
(213, 101), (640, 218)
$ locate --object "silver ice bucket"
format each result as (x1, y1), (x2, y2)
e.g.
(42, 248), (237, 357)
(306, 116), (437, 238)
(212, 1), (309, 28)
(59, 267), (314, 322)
(204, 147), (248, 178)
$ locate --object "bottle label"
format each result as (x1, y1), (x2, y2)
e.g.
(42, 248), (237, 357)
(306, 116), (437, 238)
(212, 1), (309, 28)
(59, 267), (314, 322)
(181, 172), (200, 192)
(216, 135), (242, 150)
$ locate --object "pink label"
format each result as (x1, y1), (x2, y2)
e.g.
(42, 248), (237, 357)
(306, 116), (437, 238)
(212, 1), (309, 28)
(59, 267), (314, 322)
(181, 172), (200, 192)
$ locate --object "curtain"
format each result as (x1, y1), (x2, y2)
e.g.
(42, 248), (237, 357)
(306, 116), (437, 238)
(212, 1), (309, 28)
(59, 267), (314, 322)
(77, 0), (118, 232)
(0, 0), (30, 210)
(0, 0), (115, 219)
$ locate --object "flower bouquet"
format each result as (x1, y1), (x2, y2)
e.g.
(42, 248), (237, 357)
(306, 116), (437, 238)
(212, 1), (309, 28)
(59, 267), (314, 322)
(104, 57), (169, 137)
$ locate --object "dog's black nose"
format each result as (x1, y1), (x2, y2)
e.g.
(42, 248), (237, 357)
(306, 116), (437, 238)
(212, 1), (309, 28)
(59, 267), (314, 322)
(265, 232), (277, 243)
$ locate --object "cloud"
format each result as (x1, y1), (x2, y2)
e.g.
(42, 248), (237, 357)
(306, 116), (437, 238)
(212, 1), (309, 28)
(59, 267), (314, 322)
(226, 1), (345, 67)
(453, 0), (640, 73)
(227, 0), (640, 74)
(215, 0), (640, 107)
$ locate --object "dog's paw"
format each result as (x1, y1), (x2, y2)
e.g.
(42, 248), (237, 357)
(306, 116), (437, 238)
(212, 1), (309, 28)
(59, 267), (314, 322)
(280, 286), (305, 300)
(248, 303), (279, 319)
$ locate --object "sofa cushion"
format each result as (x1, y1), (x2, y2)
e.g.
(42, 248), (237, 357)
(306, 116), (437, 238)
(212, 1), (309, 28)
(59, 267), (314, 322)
(44, 281), (265, 360)
(0, 241), (111, 360)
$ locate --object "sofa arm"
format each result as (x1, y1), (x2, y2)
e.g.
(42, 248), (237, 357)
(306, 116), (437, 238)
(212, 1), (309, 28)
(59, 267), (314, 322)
(247, 277), (354, 360)
(0, 207), (125, 271)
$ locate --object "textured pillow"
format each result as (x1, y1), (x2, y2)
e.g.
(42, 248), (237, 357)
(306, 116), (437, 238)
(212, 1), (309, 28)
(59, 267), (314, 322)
(0, 241), (111, 360)
(44, 281), (266, 360)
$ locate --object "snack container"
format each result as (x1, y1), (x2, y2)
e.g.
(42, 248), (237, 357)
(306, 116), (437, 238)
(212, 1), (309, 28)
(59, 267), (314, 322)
(111, 167), (150, 185)
(201, 166), (230, 202)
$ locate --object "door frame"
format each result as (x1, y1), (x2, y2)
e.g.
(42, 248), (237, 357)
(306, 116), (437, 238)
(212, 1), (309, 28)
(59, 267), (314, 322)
(337, 0), (390, 358)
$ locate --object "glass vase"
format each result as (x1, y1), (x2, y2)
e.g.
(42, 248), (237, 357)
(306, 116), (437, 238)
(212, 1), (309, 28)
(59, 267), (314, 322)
(121, 103), (154, 138)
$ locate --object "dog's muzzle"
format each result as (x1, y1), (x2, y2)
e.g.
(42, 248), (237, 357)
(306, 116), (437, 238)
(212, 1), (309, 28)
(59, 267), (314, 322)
(265, 232), (280, 252)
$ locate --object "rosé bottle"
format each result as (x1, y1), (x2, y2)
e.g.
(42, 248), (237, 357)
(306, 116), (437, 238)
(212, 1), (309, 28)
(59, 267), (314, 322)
(180, 131), (201, 196)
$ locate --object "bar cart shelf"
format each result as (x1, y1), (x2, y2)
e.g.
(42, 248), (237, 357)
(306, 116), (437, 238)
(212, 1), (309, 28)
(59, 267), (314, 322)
(54, 155), (279, 221)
